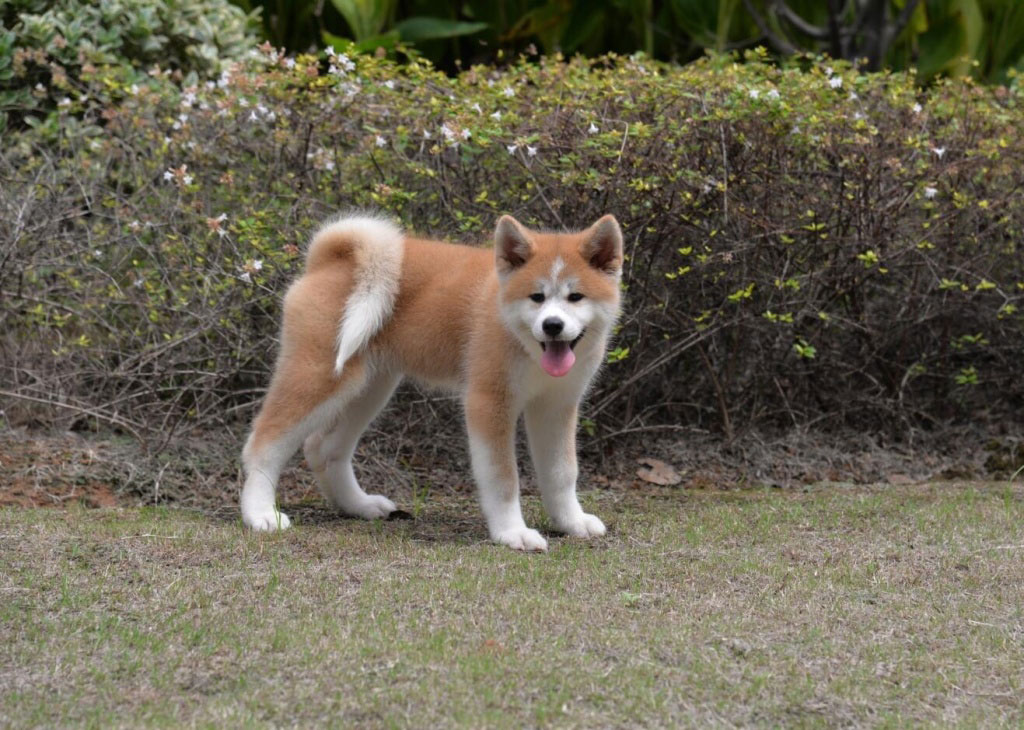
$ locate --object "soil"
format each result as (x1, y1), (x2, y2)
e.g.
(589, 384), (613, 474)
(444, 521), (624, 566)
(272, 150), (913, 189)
(0, 422), (1019, 512)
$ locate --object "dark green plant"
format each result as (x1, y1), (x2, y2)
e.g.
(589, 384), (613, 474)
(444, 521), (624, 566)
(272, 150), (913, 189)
(0, 0), (261, 130)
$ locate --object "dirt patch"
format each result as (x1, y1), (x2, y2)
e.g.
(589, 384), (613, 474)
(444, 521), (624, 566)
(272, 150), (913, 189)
(0, 431), (122, 508)
(1, 420), (1018, 516)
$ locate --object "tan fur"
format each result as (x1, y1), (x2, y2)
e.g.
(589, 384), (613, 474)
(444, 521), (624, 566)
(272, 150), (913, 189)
(241, 213), (623, 549)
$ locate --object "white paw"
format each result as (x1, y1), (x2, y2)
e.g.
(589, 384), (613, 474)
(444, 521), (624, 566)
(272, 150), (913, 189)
(494, 526), (548, 552)
(244, 509), (292, 531)
(558, 512), (606, 538)
(343, 494), (397, 520)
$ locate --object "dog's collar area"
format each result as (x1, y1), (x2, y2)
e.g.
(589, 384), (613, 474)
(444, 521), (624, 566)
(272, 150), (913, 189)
(539, 329), (586, 352)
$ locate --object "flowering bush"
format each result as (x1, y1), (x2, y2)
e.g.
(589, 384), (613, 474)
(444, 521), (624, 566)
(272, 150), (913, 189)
(0, 0), (260, 130)
(2, 48), (1022, 440)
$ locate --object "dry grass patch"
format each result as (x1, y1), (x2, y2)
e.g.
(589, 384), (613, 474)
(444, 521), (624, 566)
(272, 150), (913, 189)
(1, 483), (1022, 728)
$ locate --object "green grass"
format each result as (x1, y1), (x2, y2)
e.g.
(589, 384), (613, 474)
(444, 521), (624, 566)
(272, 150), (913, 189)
(2, 483), (1023, 728)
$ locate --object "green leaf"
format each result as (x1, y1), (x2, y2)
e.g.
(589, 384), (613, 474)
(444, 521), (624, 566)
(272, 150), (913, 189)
(330, 0), (394, 42)
(393, 17), (488, 42)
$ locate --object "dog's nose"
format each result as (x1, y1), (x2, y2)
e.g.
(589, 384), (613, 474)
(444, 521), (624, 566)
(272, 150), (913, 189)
(542, 317), (564, 336)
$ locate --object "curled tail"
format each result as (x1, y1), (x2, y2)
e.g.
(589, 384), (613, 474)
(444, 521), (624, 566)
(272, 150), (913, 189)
(305, 215), (404, 375)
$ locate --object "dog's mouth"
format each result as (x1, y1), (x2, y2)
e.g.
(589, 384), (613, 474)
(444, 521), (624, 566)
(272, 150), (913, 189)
(538, 330), (585, 352)
(538, 330), (585, 377)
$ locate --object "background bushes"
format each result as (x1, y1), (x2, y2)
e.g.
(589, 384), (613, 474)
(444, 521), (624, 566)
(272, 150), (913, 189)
(0, 0), (259, 130)
(1, 49), (1022, 442)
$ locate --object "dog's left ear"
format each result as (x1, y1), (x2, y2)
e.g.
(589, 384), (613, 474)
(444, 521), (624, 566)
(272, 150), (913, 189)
(579, 215), (623, 275)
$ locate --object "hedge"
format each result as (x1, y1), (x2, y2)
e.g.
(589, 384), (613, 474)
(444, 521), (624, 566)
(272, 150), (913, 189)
(1, 48), (1022, 442)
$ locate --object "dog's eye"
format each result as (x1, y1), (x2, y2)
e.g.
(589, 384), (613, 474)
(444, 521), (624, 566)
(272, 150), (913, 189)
(567, 292), (584, 302)
(529, 293), (545, 303)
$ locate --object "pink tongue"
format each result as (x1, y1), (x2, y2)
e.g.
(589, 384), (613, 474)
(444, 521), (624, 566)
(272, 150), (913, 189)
(541, 341), (575, 377)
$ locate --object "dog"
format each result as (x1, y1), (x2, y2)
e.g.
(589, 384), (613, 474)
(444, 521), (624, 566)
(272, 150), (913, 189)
(240, 213), (623, 551)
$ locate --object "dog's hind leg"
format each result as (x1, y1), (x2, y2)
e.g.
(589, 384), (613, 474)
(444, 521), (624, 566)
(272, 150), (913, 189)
(524, 396), (605, 538)
(241, 357), (367, 531)
(303, 370), (402, 520)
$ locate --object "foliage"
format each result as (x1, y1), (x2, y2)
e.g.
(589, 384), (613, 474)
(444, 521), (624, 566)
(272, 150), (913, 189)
(0, 0), (261, 129)
(2, 49), (1023, 440)
(230, 0), (1024, 84)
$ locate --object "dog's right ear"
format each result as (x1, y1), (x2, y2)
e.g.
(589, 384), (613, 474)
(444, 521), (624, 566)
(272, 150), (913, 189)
(494, 215), (534, 275)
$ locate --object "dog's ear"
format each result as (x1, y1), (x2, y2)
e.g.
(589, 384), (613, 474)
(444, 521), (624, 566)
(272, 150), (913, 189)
(494, 215), (535, 274)
(579, 215), (623, 275)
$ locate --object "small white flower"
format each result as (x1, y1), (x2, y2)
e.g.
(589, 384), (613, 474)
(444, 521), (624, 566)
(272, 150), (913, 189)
(178, 112), (188, 123)
(205, 81), (216, 90)
(324, 160), (335, 171)
(284, 58), (296, 69)
(252, 259), (263, 272)
(932, 146), (946, 158)
(216, 213), (227, 222)
(767, 89), (780, 100)
(239, 272), (252, 284)
(526, 145), (537, 157)
(326, 46), (337, 58)
(853, 111), (865, 120)
(790, 125), (800, 134)
(133, 276), (145, 288)
(129, 220), (142, 232)
(848, 91), (858, 100)
(471, 102), (482, 114)
(338, 54), (355, 72)
(507, 144), (517, 155)
(825, 66), (833, 76)
(93, 249), (102, 257)
(238, 98), (249, 108)
(912, 103), (922, 114)
(182, 174), (193, 185)
(181, 91), (196, 107)
(130, 84), (140, 95)
(829, 76), (843, 89)
(248, 110), (259, 122)
(256, 104), (268, 116)
(748, 88), (760, 99)
(461, 128), (471, 140)
(440, 123), (456, 142)
(423, 129), (432, 140)
(375, 135), (386, 147)
(502, 86), (515, 98)
(923, 186), (938, 199)
(163, 170), (174, 182)
(588, 122), (599, 134)
(58, 97), (71, 107)
(265, 110), (276, 122)
(490, 111), (502, 120)
(329, 64), (341, 76)
(384, 80), (395, 89)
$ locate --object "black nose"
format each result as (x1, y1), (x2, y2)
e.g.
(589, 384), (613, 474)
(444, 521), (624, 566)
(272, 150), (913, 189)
(542, 317), (564, 336)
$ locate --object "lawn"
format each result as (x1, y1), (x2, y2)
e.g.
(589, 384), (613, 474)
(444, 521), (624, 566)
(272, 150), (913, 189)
(1, 482), (1022, 728)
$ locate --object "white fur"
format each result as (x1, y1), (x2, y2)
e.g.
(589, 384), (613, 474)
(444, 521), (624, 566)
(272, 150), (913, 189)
(468, 431), (548, 551)
(241, 372), (369, 531)
(303, 371), (400, 519)
(311, 216), (404, 375)
(524, 396), (605, 537)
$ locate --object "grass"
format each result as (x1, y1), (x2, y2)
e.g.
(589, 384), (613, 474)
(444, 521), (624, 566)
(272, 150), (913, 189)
(1, 482), (1022, 728)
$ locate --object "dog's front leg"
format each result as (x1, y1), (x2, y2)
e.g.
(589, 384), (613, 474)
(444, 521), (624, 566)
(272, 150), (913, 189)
(524, 397), (606, 539)
(465, 392), (548, 552)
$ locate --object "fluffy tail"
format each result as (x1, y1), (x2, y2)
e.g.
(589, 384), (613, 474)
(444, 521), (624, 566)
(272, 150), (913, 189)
(305, 215), (404, 375)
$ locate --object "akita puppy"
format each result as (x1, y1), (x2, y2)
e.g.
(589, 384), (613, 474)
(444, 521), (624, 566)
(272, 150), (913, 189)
(240, 213), (623, 551)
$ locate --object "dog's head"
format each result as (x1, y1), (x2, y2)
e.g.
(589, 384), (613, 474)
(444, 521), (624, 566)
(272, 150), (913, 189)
(494, 214), (623, 377)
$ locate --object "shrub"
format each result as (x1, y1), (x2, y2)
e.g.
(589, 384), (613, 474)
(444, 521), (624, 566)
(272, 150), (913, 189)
(1, 49), (1022, 442)
(0, 0), (261, 130)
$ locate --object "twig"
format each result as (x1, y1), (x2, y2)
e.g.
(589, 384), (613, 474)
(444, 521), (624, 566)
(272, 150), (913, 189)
(0, 388), (145, 443)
